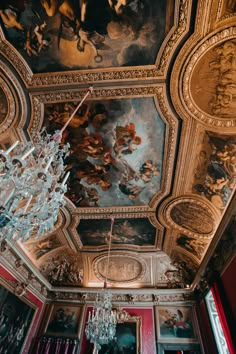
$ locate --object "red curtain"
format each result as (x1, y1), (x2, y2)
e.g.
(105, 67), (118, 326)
(211, 282), (235, 354)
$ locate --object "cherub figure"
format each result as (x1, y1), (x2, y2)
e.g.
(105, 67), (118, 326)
(113, 122), (142, 156)
(140, 160), (159, 183)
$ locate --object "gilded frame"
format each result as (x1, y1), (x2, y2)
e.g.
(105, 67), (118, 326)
(44, 303), (84, 338)
(99, 312), (142, 354)
(155, 305), (198, 343)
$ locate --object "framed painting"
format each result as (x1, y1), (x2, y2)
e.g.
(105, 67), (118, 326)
(0, 282), (36, 354)
(156, 306), (198, 343)
(157, 342), (201, 354)
(99, 312), (142, 354)
(45, 303), (83, 337)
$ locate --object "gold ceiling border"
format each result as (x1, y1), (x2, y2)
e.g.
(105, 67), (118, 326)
(215, 0), (236, 22)
(93, 252), (147, 285)
(156, 0), (192, 77)
(28, 85), (178, 213)
(159, 195), (219, 239)
(175, 26), (236, 128)
(0, 1), (191, 88)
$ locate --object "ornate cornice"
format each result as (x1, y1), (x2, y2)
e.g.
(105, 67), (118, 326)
(47, 290), (194, 304)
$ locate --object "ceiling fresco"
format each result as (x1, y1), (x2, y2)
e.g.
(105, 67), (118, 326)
(0, 0), (175, 72)
(191, 131), (236, 210)
(175, 234), (208, 261)
(23, 233), (63, 261)
(43, 97), (165, 207)
(77, 217), (157, 247)
(0, 0), (236, 296)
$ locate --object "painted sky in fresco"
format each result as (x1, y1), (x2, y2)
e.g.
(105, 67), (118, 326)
(77, 218), (156, 246)
(44, 97), (165, 207)
(0, 0), (174, 72)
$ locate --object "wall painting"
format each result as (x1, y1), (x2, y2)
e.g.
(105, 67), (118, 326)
(0, 283), (35, 354)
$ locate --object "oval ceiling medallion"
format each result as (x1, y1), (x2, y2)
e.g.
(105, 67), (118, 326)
(190, 37), (236, 121)
(164, 197), (216, 237)
(94, 254), (146, 283)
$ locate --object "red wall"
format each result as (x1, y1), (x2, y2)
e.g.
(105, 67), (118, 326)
(221, 255), (236, 320)
(80, 307), (156, 354)
(0, 265), (44, 354)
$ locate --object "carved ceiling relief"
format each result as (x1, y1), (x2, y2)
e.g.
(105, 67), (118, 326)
(181, 27), (236, 127)
(94, 253), (146, 284)
(190, 39), (236, 119)
(38, 247), (84, 286)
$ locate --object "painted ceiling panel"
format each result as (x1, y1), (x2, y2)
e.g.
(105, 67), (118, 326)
(0, 0), (175, 72)
(43, 97), (165, 207)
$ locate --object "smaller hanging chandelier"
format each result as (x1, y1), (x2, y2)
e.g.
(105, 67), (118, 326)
(0, 87), (93, 242)
(85, 218), (117, 353)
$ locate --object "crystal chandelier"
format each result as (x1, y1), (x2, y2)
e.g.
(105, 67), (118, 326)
(0, 87), (93, 242)
(85, 218), (117, 353)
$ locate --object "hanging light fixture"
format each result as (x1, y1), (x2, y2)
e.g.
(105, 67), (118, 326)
(0, 87), (93, 242)
(85, 218), (117, 354)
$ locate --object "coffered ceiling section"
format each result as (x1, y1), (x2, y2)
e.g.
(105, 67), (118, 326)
(0, 0), (235, 291)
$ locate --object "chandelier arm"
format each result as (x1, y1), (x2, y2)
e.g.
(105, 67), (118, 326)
(104, 217), (114, 287)
(60, 86), (93, 134)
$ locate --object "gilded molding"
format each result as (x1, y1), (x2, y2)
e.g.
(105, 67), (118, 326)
(156, 0), (191, 75)
(216, 0), (236, 22)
